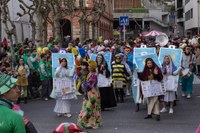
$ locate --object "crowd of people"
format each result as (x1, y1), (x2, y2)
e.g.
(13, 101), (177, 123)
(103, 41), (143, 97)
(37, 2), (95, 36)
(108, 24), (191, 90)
(0, 34), (200, 132)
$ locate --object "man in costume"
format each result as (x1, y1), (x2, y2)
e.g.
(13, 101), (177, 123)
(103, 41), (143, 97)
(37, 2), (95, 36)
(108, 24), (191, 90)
(0, 73), (26, 133)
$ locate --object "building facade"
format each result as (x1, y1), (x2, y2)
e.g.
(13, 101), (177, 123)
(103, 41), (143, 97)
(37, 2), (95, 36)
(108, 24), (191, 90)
(47, 0), (113, 42)
(113, 0), (175, 39)
(0, 0), (32, 43)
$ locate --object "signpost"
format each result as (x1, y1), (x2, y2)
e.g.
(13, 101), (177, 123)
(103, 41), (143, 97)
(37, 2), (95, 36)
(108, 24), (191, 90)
(119, 16), (129, 42)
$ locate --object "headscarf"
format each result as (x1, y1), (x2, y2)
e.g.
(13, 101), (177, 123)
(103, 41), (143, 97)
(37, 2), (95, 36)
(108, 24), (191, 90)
(96, 54), (110, 78)
(162, 55), (177, 75)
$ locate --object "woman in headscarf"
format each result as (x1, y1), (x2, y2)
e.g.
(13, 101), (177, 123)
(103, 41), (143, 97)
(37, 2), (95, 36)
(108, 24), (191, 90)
(78, 59), (102, 129)
(137, 58), (163, 121)
(160, 55), (181, 114)
(96, 54), (116, 111)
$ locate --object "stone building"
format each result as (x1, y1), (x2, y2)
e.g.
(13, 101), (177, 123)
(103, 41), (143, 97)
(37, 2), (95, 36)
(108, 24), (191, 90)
(47, 0), (113, 42)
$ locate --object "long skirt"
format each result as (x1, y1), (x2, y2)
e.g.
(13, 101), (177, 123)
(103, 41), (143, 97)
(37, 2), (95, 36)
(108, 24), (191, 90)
(147, 96), (160, 115)
(54, 99), (71, 114)
(99, 86), (117, 109)
(181, 74), (194, 94)
(164, 91), (176, 102)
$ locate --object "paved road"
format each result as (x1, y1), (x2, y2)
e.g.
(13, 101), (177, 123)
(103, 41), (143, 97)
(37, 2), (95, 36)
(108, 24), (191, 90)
(21, 85), (200, 133)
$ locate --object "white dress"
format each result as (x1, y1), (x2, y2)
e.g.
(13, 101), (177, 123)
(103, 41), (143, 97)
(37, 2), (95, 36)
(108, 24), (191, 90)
(53, 66), (76, 114)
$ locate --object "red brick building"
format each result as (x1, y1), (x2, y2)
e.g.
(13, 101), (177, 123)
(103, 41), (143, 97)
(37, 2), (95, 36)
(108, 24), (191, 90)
(47, 0), (113, 42)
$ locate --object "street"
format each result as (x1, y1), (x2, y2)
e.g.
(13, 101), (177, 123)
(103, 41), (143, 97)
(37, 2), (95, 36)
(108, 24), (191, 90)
(21, 85), (200, 133)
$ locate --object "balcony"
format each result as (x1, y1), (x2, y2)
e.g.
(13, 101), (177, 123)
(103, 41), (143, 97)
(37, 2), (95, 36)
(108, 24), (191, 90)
(114, 7), (149, 13)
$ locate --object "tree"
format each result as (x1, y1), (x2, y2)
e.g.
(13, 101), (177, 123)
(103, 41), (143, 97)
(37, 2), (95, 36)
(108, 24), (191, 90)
(1, 0), (18, 67)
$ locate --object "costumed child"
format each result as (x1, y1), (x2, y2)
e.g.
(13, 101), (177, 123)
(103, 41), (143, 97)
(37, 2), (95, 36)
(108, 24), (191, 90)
(160, 55), (181, 114)
(137, 58), (163, 121)
(77, 62), (89, 94)
(53, 58), (77, 117)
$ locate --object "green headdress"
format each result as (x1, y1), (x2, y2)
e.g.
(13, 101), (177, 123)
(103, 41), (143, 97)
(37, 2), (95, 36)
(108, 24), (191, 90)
(0, 73), (17, 95)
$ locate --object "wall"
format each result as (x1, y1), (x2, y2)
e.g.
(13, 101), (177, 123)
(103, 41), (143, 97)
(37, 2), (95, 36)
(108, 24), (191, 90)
(184, 0), (198, 30)
(1, 0), (32, 42)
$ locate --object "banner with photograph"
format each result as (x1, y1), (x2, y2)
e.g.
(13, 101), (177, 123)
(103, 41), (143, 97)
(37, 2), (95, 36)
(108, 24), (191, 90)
(133, 48), (156, 63)
(135, 54), (161, 72)
(52, 53), (75, 77)
(90, 52), (112, 71)
(158, 48), (182, 69)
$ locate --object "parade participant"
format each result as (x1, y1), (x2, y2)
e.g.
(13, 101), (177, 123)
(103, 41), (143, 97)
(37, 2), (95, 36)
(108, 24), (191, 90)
(14, 58), (30, 104)
(0, 73), (26, 133)
(181, 46), (195, 98)
(111, 53), (130, 103)
(0, 52), (9, 72)
(2, 38), (8, 52)
(96, 54), (116, 110)
(78, 59), (102, 129)
(27, 49), (39, 72)
(160, 55), (181, 114)
(96, 42), (105, 54)
(53, 58), (76, 117)
(137, 58), (163, 121)
(77, 62), (89, 95)
(39, 53), (51, 101)
(195, 45), (200, 75)
(22, 48), (31, 65)
(47, 55), (53, 96)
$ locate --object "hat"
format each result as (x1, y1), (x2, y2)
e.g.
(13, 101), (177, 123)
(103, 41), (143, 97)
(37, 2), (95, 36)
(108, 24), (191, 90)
(115, 53), (124, 57)
(0, 73), (17, 95)
(87, 59), (97, 69)
(53, 122), (82, 133)
(79, 48), (86, 58)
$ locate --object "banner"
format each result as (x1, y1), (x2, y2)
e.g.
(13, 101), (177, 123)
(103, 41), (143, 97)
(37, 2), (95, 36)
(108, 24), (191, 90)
(132, 67), (142, 103)
(158, 48), (182, 69)
(141, 80), (165, 98)
(135, 54), (161, 72)
(52, 53), (75, 77)
(90, 52), (112, 71)
(53, 78), (74, 95)
(164, 75), (179, 91)
(133, 48), (156, 63)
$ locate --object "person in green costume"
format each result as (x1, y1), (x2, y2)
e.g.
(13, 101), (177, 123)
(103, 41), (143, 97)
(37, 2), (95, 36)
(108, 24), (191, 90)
(27, 49), (39, 73)
(0, 73), (26, 133)
(22, 48), (31, 65)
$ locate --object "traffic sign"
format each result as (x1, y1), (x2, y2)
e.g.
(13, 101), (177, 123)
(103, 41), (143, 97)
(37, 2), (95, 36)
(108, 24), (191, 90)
(119, 16), (129, 26)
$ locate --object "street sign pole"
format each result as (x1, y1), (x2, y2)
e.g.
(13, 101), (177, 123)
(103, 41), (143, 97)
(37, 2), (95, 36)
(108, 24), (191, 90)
(123, 25), (126, 42)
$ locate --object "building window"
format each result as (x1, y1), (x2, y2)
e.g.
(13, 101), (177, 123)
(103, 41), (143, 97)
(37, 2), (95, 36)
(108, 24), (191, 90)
(185, 0), (190, 5)
(191, 8), (193, 18)
(185, 10), (190, 21)
(177, 0), (183, 8)
(177, 9), (183, 18)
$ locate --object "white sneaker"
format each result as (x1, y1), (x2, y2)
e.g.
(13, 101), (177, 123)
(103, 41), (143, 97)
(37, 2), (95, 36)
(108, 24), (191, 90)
(160, 107), (167, 113)
(169, 108), (173, 114)
(182, 93), (186, 97)
(64, 113), (72, 118)
(126, 90), (130, 96)
(187, 94), (191, 99)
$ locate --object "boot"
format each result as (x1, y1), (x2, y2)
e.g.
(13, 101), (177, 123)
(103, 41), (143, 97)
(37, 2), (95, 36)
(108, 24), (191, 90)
(120, 89), (124, 103)
(135, 104), (140, 112)
(24, 97), (27, 104)
(115, 89), (119, 103)
(144, 115), (152, 119)
(156, 115), (160, 121)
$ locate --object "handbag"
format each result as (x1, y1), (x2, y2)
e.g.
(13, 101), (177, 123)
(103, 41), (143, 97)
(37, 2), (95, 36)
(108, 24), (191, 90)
(189, 54), (196, 73)
(113, 81), (124, 89)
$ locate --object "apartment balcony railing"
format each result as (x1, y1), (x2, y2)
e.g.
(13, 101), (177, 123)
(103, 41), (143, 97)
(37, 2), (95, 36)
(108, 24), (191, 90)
(114, 7), (149, 13)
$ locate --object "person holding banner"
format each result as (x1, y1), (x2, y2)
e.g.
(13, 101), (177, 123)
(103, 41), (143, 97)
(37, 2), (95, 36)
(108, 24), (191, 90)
(53, 58), (76, 118)
(160, 55), (181, 114)
(181, 46), (195, 99)
(78, 59), (102, 129)
(137, 58), (163, 121)
(96, 54), (116, 110)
